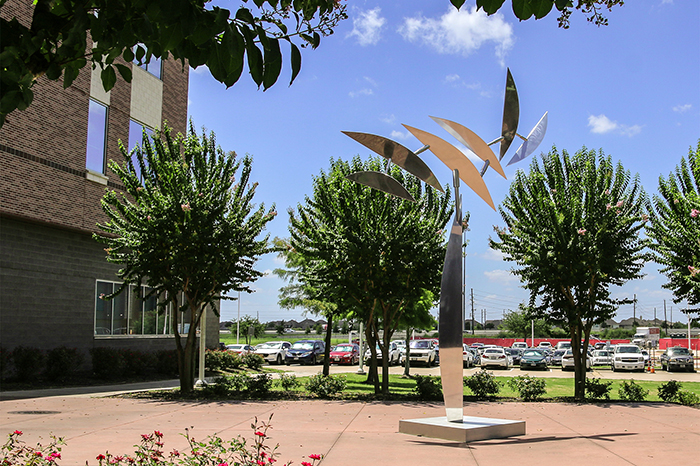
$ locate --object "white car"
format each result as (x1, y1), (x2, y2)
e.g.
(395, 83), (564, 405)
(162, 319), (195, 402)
(612, 344), (645, 372)
(364, 341), (401, 366)
(407, 339), (437, 366)
(480, 347), (509, 369)
(226, 344), (254, 355)
(511, 342), (529, 350)
(254, 341), (292, 364)
(561, 349), (591, 371)
(462, 344), (475, 368)
(590, 349), (612, 366)
(538, 341), (553, 349)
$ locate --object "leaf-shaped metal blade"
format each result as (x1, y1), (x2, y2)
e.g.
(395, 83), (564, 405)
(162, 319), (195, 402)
(507, 111), (548, 167)
(403, 125), (495, 210)
(430, 116), (507, 179)
(342, 131), (444, 193)
(346, 171), (416, 202)
(500, 68), (519, 161)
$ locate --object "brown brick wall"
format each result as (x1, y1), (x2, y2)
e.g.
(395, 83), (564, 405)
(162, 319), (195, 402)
(0, 0), (189, 234)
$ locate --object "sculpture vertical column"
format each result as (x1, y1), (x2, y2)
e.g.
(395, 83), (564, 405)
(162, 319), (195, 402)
(439, 169), (464, 422)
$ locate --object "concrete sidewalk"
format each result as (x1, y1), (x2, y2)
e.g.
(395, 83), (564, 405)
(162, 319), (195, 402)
(2, 390), (699, 466)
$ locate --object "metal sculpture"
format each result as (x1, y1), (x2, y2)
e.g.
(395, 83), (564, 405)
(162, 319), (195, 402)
(342, 68), (548, 428)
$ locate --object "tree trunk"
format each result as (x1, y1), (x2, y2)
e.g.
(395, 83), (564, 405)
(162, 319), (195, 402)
(570, 323), (586, 400)
(322, 314), (333, 376)
(364, 325), (379, 394)
(381, 329), (391, 395)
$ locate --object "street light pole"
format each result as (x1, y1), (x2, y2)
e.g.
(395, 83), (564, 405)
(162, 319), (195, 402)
(236, 291), (241, 344)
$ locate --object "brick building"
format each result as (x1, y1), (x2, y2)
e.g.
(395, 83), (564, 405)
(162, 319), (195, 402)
(0, 1), (218, 363)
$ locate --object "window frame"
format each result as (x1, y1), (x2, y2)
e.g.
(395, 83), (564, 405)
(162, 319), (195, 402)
(86, 99), (109, 174)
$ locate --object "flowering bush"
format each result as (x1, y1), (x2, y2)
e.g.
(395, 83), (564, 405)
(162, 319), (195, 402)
(1, 430), (64, 465)
(464, 370), (500, 399)
(413, 375), (442, 401)
(3, 420), (324, 466)
(618, 379), (648, 402)
(277, 374), (301, 392)
(507, 375), (546, 401)
(585, 378), (613, 400)
(241, 353), (265, 371)
(304, 374), (347, 398)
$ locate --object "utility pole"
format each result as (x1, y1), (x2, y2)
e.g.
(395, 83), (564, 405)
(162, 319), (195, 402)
(633, 294), (636, 325)
(664, 299), (668, 331)
(470, 288), (475, 335)
(654, 307), (657, 324)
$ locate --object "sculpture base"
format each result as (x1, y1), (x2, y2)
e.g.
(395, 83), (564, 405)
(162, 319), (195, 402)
(399, 416), (525, 443)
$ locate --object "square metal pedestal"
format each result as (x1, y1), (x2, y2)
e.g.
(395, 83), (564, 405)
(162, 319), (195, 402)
(399, 416), (525, 443)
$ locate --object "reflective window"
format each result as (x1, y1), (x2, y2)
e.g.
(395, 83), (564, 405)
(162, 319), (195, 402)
(86, 99), (108, 173)
(128, 120), (154, 180)
(133, 44), (162, 79)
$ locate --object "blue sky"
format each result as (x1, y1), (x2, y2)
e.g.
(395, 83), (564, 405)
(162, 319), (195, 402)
(187, 1), (700, 326)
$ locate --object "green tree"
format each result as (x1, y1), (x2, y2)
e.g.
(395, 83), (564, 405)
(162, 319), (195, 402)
(2, 1), (623, 127)
(453, 0), (623, 28)
(236, 315), (266, 344)
(289, 156), (451, 394)
(499, 305), (550, 338)
(95, 123), (275, 394)
(275, 320), (285, 336)
(0, 0), (347, 127)
(647, 141), (700, 314)
(490, 147), (649, 400)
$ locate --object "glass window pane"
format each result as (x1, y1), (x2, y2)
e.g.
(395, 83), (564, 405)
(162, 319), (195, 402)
(86, 100), (108, 173)
(128, 284), (143, 335)
(128, 121), (154, 180)
(142, 288), (158, 334)
(112, 289), (128, 334)
(95, 281), (113, 335)
(150, 56), (162, 79)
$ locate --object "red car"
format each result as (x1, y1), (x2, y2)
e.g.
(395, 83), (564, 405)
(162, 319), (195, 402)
(329, 343), (360, 365)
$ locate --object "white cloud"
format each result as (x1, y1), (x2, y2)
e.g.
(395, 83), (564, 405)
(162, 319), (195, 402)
(588, 114), (642, 137)
(673, 104), (692, 113)
(349, 88), (373, 98)
(262, 269), (273, 277)
(399, 6), (514, 66)
(484, 269), (519, 283)
(445, 74), (461, 83)
(380, 114), (396, 124)
(190, 65), (210, 75)
(347, 8), (386, 46)
(480, 248), (504, 261)
(390, 130), (411, 140)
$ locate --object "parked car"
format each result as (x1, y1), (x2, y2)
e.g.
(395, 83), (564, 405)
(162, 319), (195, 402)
(407, 339), (437, 366)
(364, 341), (401, 366)
(226, 344), (254, 355)
(660, 347), (695, 372)
(393, 340), (406, 365)
(611, 344), (645, 372)
(594, 342), (608, 350)
(505, 348), (522, 365)
(519, 349), (548, 370)
(561, 349), (591, 371)
(538, 341), (553, 349)
(466, 347), (480, 366)
(555, 341), (571, 350)
(480, 347), (510, 369)
(550, 349), (566, 366)
(511, 342), (529, 350)
(330, 343), (360, 365)
(286, 340), (325, 365)
(462, 344), (475, 368)
(591, 349), (612, 366)
(254, 341), (291, 364)
(641, 350), (651, 367)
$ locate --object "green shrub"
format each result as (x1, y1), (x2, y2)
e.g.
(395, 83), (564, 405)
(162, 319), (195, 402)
(304, 374), (347, 398)
(247, 373), (273, 397)
(586, 378), (613, 400)
(677, 390), (700, 406)
(155, 350), (179, 375)
(12, 346), (45, 382)
(45, 346), (83, 381)
(205, 350), (228, 371)
(658, 380), (683, 403)
(278, 373), (301, 391)
(508, 375), (546, 401)
(0, 347), (11, 379)
(414, 375), (442, 400)
(120, 349), (154, 376)
(618, 379), (648, 402)
(464, 370), (500, 398)
(242, 353), (265, 371)
(90, 347), (125, 378)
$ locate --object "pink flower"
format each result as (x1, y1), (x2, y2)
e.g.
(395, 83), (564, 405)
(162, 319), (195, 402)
(181, 203), (191, 212)
(147, 215), (152, 221)
(257, 461), (266, 466)
(35, 452), (43, 458)
(309, 454), (322, 460)
(254, 431), (266, 438)
(13, 430), (23, 435)
(577, 228), (586, 236)
(141, 434), (151, 440)
(689, 266), (699, 277)
(606, 203), (612, 211)
(301, 462), (312, 466)
(674, 199), (680, 204)
(268, 459), (276, 464)
(136, 187), (144, 192)
(604, 189), (610, 195)
(691, 209), (699, 218)
(219, 463), (229, 466)
(170, 450), (180, 457)
(641, 214), (649, 222)
(97, 454), (106, 461)
(155, 441), (164, 447)
(616, 200), (623, 208)
(551, 188), (557, 193)
(616, 210), (622, 215)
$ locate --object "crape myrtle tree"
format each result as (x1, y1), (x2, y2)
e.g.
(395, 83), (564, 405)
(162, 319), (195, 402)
(2, 0), (623, 127)
(288, 157), (452, 395)
(500, 304), (550, 339)
(647, 141), (700, 315)
(400, 289), (437, 377)
(95, 123), (275, 395)
(273, 236), (341, 376)
(490, 147), (649, 400)
(236, 315), (266, 344)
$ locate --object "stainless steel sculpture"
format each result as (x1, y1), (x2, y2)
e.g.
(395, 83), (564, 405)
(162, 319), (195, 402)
(345, 170), (415, 202)
(342, 131), (444, 199)
(439, 169), (466, 422)
(403, 124), (495, 211)
(507, 111), (548, 167)
(499, 68), (519, 161)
